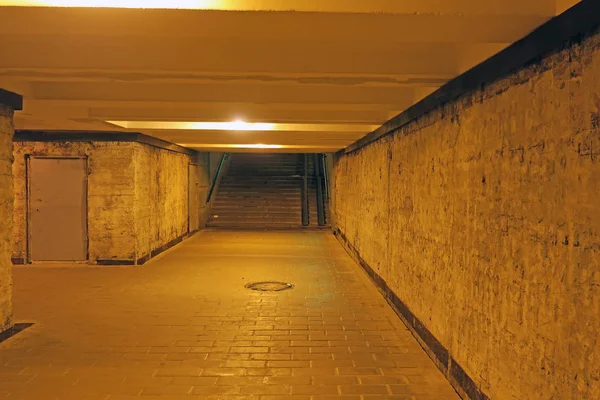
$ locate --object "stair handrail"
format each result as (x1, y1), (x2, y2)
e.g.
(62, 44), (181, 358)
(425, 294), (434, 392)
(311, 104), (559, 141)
(206, 153), (229, 204)
(321, 154), (330, 201)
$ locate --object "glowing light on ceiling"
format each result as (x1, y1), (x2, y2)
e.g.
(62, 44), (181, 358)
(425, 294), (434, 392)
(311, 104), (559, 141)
(107, 120), (378, 132)
(107, 120), (276, 131)
(1, 0), (219, 8)
(230, 144), (282, 149)
(176, 143), (341, 149)
(178, 143), (284, 149)
(0, 0), (427, 13)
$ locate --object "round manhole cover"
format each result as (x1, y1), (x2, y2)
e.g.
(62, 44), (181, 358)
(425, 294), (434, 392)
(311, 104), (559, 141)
(245, 281), (294, 292)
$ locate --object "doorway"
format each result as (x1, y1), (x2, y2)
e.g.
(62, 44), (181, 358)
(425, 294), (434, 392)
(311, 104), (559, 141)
(188, 163), (200, 233)
(27, 157), (88, 262)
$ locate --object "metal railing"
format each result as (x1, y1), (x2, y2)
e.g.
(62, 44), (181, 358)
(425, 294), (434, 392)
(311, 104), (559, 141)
(205, 153), (229, 204)
(301, 154), (309, 226)
(314, 154), (326, 226)
(321, 154), (330, 201)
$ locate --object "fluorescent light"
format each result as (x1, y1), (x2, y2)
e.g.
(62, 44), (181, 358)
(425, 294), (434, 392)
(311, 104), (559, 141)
(177, 143), (341, 149)
(233, 144), (283, 149)
(182, 144), (284, 149)
(107, 120), (276, 131)
(106, 120), (377, 132)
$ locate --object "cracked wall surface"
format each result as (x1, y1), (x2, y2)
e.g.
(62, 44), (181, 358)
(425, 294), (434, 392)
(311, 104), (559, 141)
(333, 28), (600, 399)
(13, 141), (138, 263)
(133, 143), (194, 260)
(13, 141), (208, 264)
(0, 106), (14, 333)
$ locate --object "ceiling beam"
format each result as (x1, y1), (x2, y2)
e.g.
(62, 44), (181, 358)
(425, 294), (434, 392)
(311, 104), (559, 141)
(29, 81), (424, 106)
(0, 8), (549, 44)
(1, 70), (453, 87)
(556, 0), (581, 14)
(181, 146), (341, 153)
(0, 1), (557, 16)
(146, 130), (366, 140)
(0, 37), (471, 76)
(16, 99), (408, 125)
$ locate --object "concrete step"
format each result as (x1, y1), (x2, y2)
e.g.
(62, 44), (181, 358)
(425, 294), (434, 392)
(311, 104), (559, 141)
(217, 187), (302, 192)
(215, 196), (301, 200)
(207, 219), (301, 223)
(207, 220), (303, 228)
(215, 195), (301, 200)
(210, 217), (302, 224)
(221, 176), (302, 180)
(216, 190), (301, 194)
(219, 181), (302, 186)
(212, 204), (302, 210)
(216, 195), (301, 199)
(214, 203), (301, 208)
(211, 210), (302, 217)
(216, 188), (301, 193)
(209, 152), (325, 227)
(227, 171), (301, 174)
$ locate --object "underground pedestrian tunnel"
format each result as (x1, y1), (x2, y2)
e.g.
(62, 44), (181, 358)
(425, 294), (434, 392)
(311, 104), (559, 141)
(0, 0), (598, 399)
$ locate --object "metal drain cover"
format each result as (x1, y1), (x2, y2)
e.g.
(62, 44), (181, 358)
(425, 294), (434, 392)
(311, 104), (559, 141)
(245, 281), (294, 292)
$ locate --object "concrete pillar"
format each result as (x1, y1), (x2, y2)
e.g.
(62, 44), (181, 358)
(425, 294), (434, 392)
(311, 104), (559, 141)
(0, 89), (22, 334)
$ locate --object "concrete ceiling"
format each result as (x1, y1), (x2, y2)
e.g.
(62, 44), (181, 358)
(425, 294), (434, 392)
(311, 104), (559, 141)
(0, 0), (581, 152)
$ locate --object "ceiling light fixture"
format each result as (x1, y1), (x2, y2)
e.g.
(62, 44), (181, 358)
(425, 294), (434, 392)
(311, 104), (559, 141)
(176, 143), (341, 150)
(107, 120), (276, 131)
(179, 143), (285, 149)
(106, 120), (378, 132)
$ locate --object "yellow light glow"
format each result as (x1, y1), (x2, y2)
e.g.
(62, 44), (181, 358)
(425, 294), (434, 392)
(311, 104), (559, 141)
(2, 0), (218, 8)
(233, 144), (283, 149)
(179, 143), (284, 149)
(106, 120), (377, 132)
(177, 143), (341, 149)
(107, 120), (276, 131)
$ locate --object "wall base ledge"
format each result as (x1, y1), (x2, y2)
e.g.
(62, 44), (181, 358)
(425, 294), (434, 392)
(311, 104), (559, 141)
(333, 228), (490, 400)
(0, 323), (33, 344)
(136, 229), (200, 266)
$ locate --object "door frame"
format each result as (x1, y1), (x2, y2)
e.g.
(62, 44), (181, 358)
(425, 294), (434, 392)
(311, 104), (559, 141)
(187, 162), (198, 234)
(26, 155), (90, 263)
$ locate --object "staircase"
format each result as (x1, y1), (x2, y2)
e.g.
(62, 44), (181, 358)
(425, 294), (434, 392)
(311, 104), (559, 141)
(208, 153), (324, 229)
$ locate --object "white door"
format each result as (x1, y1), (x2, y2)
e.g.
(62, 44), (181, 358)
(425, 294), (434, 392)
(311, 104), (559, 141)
(28, 157), (87, 261)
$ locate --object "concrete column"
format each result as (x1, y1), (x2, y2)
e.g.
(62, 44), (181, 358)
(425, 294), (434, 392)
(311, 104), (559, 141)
(0, 89), (22, 334)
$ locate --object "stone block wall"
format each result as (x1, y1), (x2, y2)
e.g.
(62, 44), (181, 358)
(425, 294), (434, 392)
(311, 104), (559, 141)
(0, 105), (14, 333)
(13, 140), (209, 265)
(134, 143), (194, 261)
(333, 28), (600, 399)
(13, 141), (138, 263)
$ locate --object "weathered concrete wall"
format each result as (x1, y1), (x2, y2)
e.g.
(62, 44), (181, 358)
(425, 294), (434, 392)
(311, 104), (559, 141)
(13, 141), (137, 263)
(13, 141), (206, 265)
(333, 29), (600, 399)
(0, 106), (14, 332)
(133, 143), (194, 260)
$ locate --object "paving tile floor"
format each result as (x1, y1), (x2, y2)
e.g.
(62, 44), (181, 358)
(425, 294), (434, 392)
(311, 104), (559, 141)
(1, 230), (460, 400)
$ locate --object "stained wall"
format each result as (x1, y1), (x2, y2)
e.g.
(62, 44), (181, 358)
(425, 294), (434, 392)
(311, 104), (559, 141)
(0, 105), (14, 332)
(134, 143), (194, 260)
(13, 141), (137, 263)
(333, 28), (600, 399)
(13, 140), (208, 265)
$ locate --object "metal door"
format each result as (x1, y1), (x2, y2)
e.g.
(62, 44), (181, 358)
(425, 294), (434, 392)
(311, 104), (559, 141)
(28, 157), (87, 261)
(188, 164), (200, 232)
